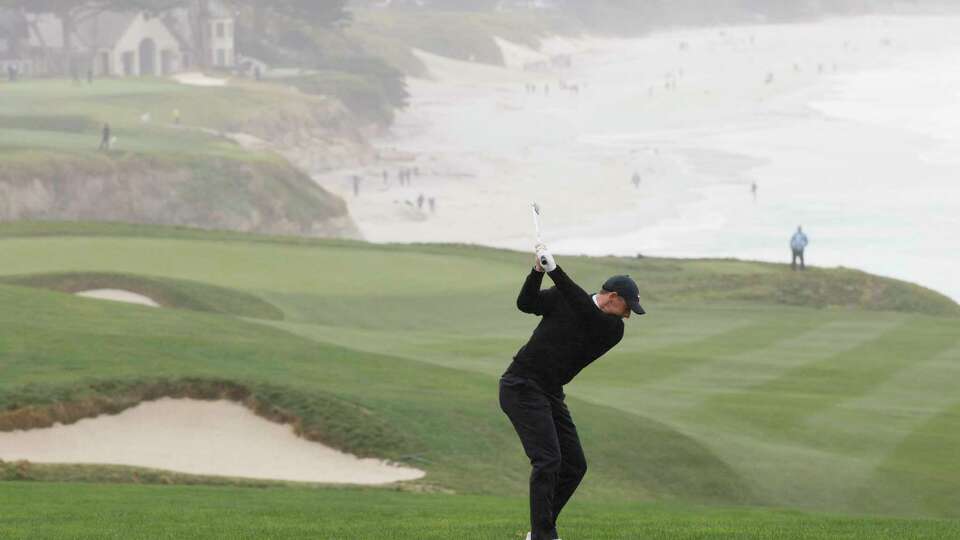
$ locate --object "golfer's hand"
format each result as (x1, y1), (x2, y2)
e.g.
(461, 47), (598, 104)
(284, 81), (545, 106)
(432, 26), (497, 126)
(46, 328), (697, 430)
(535, 244), (557, 272)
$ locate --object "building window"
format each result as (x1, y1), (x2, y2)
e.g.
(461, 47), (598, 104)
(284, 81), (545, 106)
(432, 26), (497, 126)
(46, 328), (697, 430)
(216, 22), (225, 38)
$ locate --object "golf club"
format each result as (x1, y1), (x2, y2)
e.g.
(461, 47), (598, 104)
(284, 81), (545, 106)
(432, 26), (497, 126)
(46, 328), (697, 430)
(531, 202), (549, 267)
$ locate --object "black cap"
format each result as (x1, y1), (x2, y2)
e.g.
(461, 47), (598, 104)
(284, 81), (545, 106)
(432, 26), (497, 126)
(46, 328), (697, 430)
(601, 275), (645, 315)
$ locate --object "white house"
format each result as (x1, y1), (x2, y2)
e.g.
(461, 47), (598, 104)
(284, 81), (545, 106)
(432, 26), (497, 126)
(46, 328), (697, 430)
(206, 8), (235, 68)
(76, 11), (185, 76)
(1, 1), (236, 78)
(165, 0), (237, 70)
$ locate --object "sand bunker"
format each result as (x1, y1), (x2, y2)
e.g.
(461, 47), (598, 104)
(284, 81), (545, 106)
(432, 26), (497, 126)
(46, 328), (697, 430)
(75, 289), (160, 307)
(0, 398), (425, 484)
(173, 72), (228, 87)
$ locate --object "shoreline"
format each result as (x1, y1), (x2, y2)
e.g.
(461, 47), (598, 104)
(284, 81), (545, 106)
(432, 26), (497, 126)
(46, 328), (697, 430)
(310, 15), (960, 301)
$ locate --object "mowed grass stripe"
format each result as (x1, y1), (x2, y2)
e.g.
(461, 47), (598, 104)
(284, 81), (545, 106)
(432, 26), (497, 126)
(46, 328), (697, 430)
(697, 317), (960, 436)
(586, 312), (831, 388)
(638, 315), (906, 411)
(780, 342), (960, 514)
(601, 305), (765, 353)
(569, 315), (960, 517)
(805, 340), (960, 455)
(853, 397), (960, 518)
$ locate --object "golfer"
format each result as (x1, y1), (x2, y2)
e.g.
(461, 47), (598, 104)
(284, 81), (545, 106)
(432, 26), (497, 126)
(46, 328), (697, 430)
(500, 244), (644, 540)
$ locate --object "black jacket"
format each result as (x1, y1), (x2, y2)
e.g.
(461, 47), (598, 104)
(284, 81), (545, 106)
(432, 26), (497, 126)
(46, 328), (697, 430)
(505, 266), (624, 396)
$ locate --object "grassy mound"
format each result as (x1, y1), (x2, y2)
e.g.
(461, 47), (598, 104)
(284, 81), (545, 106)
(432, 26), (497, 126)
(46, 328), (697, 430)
(575, 256), (960, 317)
(0, 272), (283, 320)
(0, 281), (750, 502)
(0, 378), (407, 462)
(1, 222), (955, 316)
(1, 222), (958, 521)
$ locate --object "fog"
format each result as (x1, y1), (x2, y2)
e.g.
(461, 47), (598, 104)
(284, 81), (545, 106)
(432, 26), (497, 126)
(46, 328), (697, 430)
(2, 1), (959, 299)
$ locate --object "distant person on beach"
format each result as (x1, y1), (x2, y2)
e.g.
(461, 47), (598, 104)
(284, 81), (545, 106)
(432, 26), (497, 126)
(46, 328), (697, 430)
(417, 193), (425, 210)
(383, 169), (389, 186)
(428, 197), (436, 213)
(99, 123), (111, 151)
(790, 226), (809, 270)
(632, 172), (641, 189)
(352, 175), (361, 197)
(751, 182), (758, 201)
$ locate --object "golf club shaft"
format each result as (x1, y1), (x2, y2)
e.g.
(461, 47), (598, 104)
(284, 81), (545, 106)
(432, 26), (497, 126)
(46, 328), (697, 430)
(531, 203), (549, 266)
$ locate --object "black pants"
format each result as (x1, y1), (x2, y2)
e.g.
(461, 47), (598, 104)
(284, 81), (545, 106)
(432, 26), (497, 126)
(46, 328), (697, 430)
(499, 374), (587, 540)
(792, 248), (805, 270)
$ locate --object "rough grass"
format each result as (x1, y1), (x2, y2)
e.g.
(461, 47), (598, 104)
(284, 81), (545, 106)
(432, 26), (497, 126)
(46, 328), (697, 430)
(1, 482), (959, 540)
(0, 272), (284, 320)
(0, 462), (323, 489)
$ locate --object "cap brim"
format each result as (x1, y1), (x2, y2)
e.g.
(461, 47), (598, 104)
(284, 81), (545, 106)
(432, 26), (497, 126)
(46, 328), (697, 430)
(628, 298), (646, 315)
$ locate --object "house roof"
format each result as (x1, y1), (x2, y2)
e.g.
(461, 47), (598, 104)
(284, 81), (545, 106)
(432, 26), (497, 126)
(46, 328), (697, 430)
(163, 9), (195, 51)
(26, 12), (64, 49)
(74, 11), (138, 50)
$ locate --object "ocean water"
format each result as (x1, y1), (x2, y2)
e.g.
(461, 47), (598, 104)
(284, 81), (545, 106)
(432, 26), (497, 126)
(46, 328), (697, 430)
(546, 29), (960, 301)
(377, 17), (960, 301)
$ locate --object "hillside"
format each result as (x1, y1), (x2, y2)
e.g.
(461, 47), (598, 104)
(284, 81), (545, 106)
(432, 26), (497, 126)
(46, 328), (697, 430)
(0, 222), (958, 525)
(0, 79), (366, 238)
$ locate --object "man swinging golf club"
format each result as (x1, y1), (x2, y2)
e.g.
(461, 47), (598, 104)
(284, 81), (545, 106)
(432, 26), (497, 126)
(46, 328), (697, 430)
(500, 207), (644, 540)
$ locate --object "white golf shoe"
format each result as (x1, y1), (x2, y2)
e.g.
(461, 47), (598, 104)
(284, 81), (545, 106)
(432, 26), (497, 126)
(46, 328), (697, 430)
(524, 533), (560, 540)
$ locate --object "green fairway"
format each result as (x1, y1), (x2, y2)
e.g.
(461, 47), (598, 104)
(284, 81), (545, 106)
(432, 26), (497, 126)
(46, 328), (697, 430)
(1, 222), (958, 537)
(0, 78), (332, 159)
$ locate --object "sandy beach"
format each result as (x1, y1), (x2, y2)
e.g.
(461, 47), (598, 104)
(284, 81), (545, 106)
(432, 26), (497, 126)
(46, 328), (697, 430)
(312, 15), (960, 300)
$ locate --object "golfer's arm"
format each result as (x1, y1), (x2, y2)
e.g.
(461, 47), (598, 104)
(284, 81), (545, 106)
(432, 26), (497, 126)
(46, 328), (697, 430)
(547, 266), (601, 319)
(516, 268), (548, 315)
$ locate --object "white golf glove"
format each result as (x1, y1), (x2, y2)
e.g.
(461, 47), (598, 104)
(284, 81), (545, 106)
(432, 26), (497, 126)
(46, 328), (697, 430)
(535, 244), (557, 272)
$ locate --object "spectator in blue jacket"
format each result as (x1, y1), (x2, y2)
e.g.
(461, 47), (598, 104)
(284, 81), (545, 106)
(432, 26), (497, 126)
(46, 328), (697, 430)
(791, 226), (809, 270)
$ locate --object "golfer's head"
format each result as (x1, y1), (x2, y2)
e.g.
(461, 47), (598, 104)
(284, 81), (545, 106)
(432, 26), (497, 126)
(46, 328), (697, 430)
(598, 275), (645, 319)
